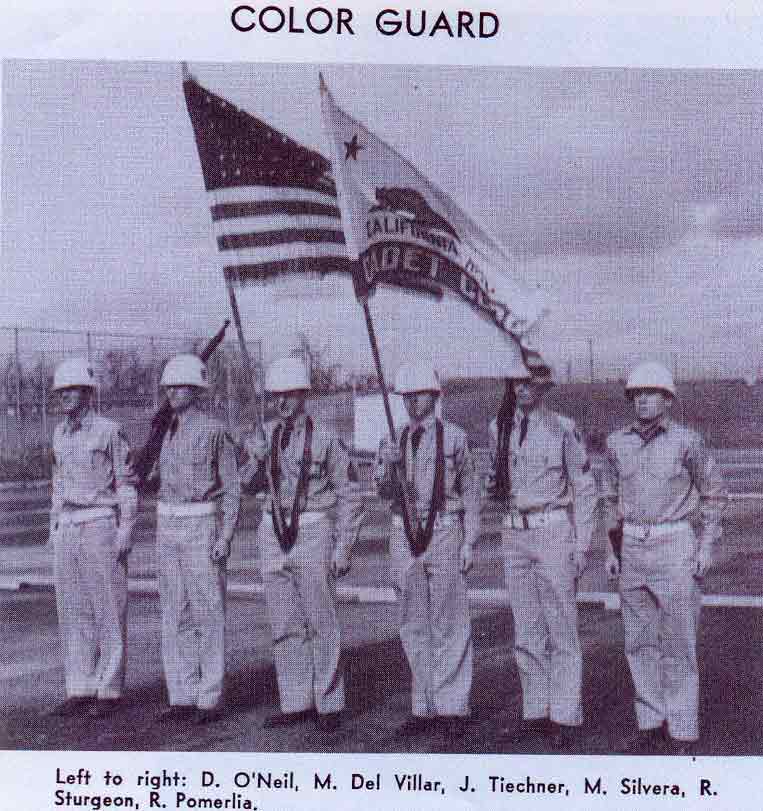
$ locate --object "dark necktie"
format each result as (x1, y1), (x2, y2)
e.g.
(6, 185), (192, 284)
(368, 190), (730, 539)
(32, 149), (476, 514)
(281, 419), (294, 451)
(518, 414), (529, 447)
(169, 415), (179, 440)
(411, 426), (425, 458)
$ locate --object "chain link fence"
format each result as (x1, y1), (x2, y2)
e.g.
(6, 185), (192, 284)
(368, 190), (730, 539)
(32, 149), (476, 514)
(0, 326), (267, 478)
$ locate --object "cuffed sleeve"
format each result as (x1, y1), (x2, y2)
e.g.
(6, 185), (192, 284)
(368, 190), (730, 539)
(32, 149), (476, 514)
(328, 438), (364, 558)
(685, 436), (727, 552)
(563, 426), (598, 554)
(484, 418), (499, 498)
(455, 436), (481, 549)
(112, 427), (138, 546)
(215, 429), (241, 542)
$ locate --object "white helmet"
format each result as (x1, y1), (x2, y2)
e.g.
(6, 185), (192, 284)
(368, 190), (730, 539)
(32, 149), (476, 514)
(160, 354), (209, 389)
(394, 361), (441, 395)
(625, 361), (676, 397)
(53, 358), (96, 391)
(265, 358), (311, 393)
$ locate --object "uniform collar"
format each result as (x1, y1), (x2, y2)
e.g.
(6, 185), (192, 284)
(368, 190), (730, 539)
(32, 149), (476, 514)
(173, 403), (203, 429)
(282, 411), (308, 432)
(626, 415), (671, 443)
(514, 405), (542, 428)
(64, 408), (94, 434)
(408, 412), (437, 434)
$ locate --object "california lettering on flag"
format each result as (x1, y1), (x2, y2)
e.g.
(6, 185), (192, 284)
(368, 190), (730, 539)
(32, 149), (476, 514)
(182, 64), (350, 285)
(319, 74), (548, 342)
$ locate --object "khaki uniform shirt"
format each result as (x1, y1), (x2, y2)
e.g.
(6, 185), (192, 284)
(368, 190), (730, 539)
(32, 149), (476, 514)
(487, 407), (597, 552)
(603, 417), (727, 550)
(375, 415), (481, 547)
(158, 406), (240, 540)
(258, 414), (363, 554)
(52, 409), (138, 538)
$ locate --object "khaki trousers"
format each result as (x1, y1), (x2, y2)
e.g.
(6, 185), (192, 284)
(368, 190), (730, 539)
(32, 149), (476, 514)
(502, 515), (583, 726)
(620, 525), (700, 741)
(258, 515), (344, 715)
(389, 515), (473, 718)
(53, 513), (127, 700)
(157, 512), (226, 710)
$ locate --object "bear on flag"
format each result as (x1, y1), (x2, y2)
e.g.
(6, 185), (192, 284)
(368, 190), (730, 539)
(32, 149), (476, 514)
(319, 73), (548, 345)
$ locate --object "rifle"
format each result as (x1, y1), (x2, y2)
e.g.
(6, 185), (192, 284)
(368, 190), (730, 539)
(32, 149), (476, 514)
(134, 320), (230, 486)
(608, 520), (624, 566)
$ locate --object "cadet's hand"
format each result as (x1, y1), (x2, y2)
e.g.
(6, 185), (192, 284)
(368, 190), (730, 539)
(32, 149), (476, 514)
(211, 537), (231, 564)
(331, 548), (351, 579)
(379, 437), (402, 466)
(115, 533), (132, 565)
(572, 549), (587, 580)
(460, 544), (474, 575)
(694, 547), (712, 579)
(248, 428), (268, 462)
(605, 552), (620, 581)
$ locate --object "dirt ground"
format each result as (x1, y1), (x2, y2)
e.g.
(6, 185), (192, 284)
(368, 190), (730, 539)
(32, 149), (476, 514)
(3, 589), (763, 756)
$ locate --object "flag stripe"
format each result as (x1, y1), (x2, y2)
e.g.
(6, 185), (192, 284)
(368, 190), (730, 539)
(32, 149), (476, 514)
(215, 241), (349, 265)
(211, 200), (341, 222)
(211, 186), (339, 207)
(218, 228), (346, 252)
(224, 257), (353, 281)
(213, 214), (345, 237)
(183, 74), (347, 284)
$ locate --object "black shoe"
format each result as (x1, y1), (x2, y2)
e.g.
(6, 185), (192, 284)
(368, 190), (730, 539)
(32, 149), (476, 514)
(397, 716), (433, 737)
(499, 717), (553, 743)
(156, 705), (196, 724)
(315, 712), (343, 733)
(263, 709), (316, 729)
(196, 707), (224, 725)
(620, 726), (665, 754)
(437, 715), (470, 737)
(666, 737), (697, 756)
(88, 699), (121, 719)
(549, 723), (581, 751)
(47, 696), (94, 718)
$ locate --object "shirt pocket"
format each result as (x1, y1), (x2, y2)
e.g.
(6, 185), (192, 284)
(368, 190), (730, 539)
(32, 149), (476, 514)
(444, 452), (459, 493)
(309, 459), (327, 482)
(86, 432), (112, 478)
(186, 439), (212, 486)
(645, 450), (684, 484)
(526, 442), (563, 476)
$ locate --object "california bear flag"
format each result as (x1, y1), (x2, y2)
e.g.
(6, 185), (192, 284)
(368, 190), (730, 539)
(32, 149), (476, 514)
(319, 74), (548, 343)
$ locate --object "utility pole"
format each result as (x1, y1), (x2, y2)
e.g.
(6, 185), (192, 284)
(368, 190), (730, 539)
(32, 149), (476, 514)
(588, 338), (594, 384)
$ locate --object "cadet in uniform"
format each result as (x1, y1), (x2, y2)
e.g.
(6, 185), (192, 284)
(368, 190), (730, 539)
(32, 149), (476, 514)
(247, 358), (362, 733)
(49, 358), (138, 718)
(487, 356), (597, 747)
(604, 361), (726, 753)
(375, 361), (480, 737)
(154, 354), (240, 724)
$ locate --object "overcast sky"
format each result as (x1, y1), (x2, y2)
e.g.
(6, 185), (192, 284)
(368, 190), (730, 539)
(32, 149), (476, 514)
(3, 60), (762, 379)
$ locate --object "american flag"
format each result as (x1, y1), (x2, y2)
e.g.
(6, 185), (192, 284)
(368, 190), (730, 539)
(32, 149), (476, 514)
(182, 66), (350, 285)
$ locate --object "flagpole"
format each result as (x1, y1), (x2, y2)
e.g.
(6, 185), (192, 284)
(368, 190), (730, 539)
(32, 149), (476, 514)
(358, 294), (397, 442)
(224, 272), (262, 429)
(357, 291), (417, 544)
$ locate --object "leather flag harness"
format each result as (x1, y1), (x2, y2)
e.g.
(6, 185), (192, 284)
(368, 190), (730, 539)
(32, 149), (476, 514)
(268, 416), (313, 554)
(399, 419), (446, 557)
